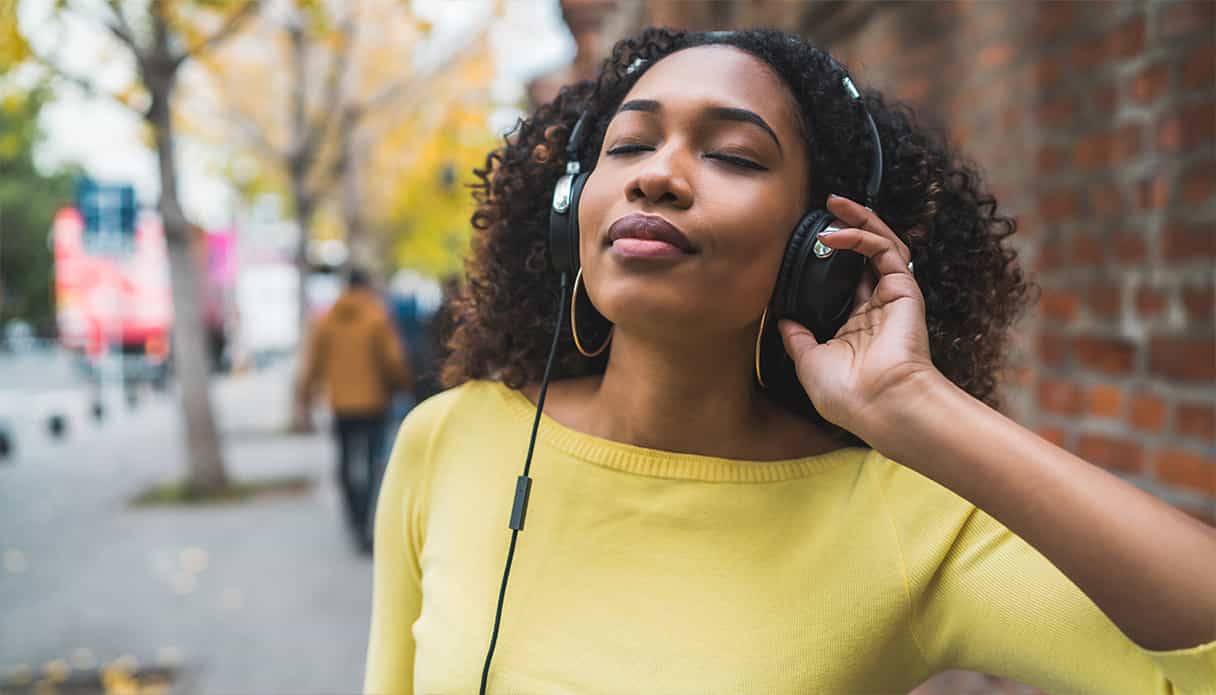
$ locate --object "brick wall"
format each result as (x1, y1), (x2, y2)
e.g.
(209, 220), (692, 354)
(538, 3), (1214, 692)
(811, 0), (1216, 525)
(547, 0), (1215, 524)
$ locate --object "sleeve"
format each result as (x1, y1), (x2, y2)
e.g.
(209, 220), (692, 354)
(377, 315), (415, 392)
(881, 459), (1216, 695)
(363, 400), (436, 695)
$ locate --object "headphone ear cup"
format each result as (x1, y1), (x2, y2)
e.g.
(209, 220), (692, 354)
(773, 210), (831, 317)
(548, 172), (589, 275)
(771, 210), (866, 343)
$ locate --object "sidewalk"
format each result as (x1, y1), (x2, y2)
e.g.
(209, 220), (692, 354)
(0, 359), (374, 694)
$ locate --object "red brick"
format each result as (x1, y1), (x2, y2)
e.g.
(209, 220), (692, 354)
(1091, 83), (1119, 116)
(1038, 189), (1082, 224)
(1181, 160), (1216, 206)
(1157, 102), (1216, 154)
(1181, 44), (1216, 90)
(1037, 96), (1079, 129)
(1129, 393), (1168, 432)
(1112, 231), (1148, 264)
(1162, 220), (1216, 261)
(1039, 378), (1084, 415)
(1037, 144), (1068, 176)
(1087, 384), (1124, 418)
(1158, 0), (1216, 42)
(999, 106), (1020, 132)
(1007, 364), (1034, 387)
(1034, 243), (1065, 272)
(1130, 62), (1170, 105)
(1036, 425), (1069, 448)
(1076, 336), (1137, 375)
(1087, 183), (1128, 220)
(1087, 283), (1122, 320)
(1155, 448), (1216, 496)
(1181, 285), (1214, 322)
(1109, 15), (1146, 58)
(1070, 231), (1104, 266)
(1034, 52), (1068, 88)
(1071, 34), (1108, 70)
(1135, 286), (1169, 319)
(1149, 335), (1216, 382)
(1176, 401), (1216, 442)
(1035, 1), (1086, 39)
(1076, 132), (1108, 170)
(1040, 288), (1081, 321)
(1079, 433), (1145, 473)
(1038, 331), (1072, 366)
(979, 42), (1015, 71)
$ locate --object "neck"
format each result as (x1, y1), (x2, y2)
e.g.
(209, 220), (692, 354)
(579, 324), (783, 459)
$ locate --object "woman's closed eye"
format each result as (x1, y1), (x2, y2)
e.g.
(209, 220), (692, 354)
(605, 144), (768, 172)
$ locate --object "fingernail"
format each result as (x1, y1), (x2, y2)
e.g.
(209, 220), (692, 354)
(817, 227), (837, 236)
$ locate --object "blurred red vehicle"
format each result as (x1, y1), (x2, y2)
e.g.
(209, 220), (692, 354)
(51, 207), (236, 386)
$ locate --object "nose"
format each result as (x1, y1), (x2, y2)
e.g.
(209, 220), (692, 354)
(624, 144), (693, 209)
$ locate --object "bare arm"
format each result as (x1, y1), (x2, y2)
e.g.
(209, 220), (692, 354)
(865, 371), (1216, 652)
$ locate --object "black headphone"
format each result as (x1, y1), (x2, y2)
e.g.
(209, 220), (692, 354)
(548, 75), (884, 357)
(480, 65), (884, 695)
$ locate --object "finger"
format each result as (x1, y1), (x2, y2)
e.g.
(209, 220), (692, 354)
(826, 194), (912, 263)
(854, 261), (877, 306)
(817, 226), (911, 279)
(777, 318), (821, 362)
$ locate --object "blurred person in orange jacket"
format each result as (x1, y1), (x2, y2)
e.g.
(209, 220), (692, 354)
(300, 268), (413, 553)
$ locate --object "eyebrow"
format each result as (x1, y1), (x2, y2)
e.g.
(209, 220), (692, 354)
(615, 99), (783, 155)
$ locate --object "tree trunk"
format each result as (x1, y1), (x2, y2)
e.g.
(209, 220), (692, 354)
(148, 74), (228, 492)
(288, 186), (316, 433)
(339, 132), (371, 274)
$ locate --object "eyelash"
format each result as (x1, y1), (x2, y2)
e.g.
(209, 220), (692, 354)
(605, 144), (767, 172)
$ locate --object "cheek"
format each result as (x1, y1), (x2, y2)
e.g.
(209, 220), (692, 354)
(575, 170), (612, 258)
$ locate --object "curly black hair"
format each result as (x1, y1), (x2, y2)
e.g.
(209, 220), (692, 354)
(441, 26), (1033, 444)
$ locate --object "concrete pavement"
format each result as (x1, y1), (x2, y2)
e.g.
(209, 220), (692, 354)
(1, 358), (375, 694)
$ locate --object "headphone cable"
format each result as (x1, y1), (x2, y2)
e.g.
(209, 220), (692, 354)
(480, 270), (571, 694)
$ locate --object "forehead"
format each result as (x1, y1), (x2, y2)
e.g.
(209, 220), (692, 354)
(621, 45), (803, 137)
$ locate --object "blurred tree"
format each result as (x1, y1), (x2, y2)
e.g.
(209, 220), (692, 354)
(379, 93), (498, 278)
(11, 0), (261, 494)
(0, 88), (79, 335)
(189, 0), (495, 430)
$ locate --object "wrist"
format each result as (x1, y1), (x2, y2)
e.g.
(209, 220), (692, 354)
(855, 368), (957, 455)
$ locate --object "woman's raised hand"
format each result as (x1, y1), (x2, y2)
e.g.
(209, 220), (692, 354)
(777, 194), (940, 436)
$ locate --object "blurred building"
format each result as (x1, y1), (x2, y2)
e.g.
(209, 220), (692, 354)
(535, 0), (1215, 528)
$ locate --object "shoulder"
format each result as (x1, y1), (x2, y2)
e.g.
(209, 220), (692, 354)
(391, 379), (512, 450)
(865, 452), (978, 543)
(864, 451), (1010, 581)
(383, 379), (512, 503)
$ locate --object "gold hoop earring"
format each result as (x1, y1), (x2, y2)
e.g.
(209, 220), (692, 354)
(571, 267), (612, 357)
(754, 306), (768, 388)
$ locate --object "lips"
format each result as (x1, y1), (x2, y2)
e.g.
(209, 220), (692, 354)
(607, 213), (697, 254)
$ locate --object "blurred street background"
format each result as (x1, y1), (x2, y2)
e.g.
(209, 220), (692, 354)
(1, 0), (1212, 694)
(1, 355), (369, 693)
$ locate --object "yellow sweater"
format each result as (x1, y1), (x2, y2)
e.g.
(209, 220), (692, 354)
(364, 380), (1216, 695)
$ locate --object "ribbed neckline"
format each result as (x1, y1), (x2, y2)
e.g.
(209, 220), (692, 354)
(490, 380), (868, 483)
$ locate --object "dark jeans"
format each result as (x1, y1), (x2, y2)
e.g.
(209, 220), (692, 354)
(334, 412), (387, 539)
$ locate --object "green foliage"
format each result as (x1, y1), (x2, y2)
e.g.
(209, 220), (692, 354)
(387, 113), (497, 278)
(0, 87), (79, 334)
(0, 1), (31, 72)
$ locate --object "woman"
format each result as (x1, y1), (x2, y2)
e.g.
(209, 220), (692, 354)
(364, 28), (1216, 694)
